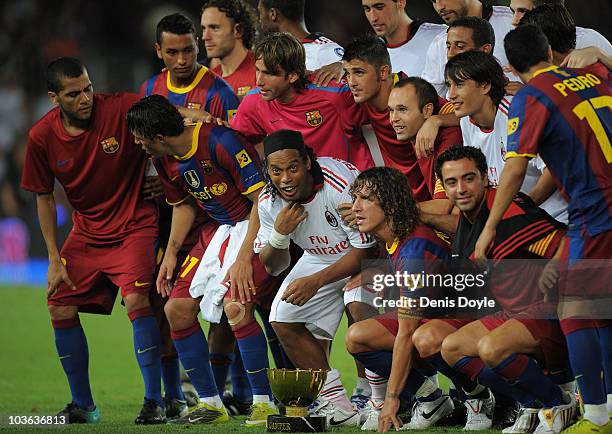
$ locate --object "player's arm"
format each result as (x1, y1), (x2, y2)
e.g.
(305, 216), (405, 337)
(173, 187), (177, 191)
(36, 192), (75, 294)
(281, 245), (376, 306)
(474, 157), (529, 261)
(561, 46), (612, 70)
(259, 202), (304, 275)
(528, 168), (557, 206)
(415, 113), (460, 159)
(420, 210), (460, 235)
(157, 199), (197, 297)
(379, 316), (421, 432)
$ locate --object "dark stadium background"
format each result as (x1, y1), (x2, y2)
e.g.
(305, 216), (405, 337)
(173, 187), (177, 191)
(0, 0), (609, 261)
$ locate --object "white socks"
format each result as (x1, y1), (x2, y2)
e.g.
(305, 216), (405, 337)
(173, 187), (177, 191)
(366, 369), (387, 405)
(320, 368), (353, 412)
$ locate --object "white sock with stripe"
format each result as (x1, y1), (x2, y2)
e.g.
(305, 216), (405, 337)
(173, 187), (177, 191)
(365, 369), (387, 405)
(319, 368), (353, 412)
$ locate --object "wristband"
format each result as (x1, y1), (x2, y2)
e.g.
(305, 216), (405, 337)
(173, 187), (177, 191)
(269, 227), (290, 250)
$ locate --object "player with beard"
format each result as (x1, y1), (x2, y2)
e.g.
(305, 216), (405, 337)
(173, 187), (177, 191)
(22, 58), (163, 424)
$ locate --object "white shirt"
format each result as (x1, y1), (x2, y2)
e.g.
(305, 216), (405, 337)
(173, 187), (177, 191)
(576, 26), (612, 54)
(255, 158), (376, 263)
(387, 21), (448, 76)
(460, 96), (568, 223)
(303, 33), (344, 71)
(422, 6), (515, 96)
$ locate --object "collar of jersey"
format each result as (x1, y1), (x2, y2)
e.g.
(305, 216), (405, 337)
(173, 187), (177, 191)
(386, 239), (400, 255)
(532, 65), (558, 78)
(175, 122), (202, 160)
(166, 65), (208, 94)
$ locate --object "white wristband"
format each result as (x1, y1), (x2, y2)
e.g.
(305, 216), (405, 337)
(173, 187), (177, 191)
(269, 227), (290, 250)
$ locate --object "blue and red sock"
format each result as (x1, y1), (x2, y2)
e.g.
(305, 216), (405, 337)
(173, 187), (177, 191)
(210, 352), (234, 396)
(130, 307), (162, 406)
(161, 356), (184, 401)
(230, 349), (252, 404)
(52, 317), (94, 410)
(235, 320), (271, 400)
(565, 327), (606, 405)
(171, 322), (218, 399)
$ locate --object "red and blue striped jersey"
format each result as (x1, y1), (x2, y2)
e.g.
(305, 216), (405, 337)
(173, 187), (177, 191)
(154, 122), (264, 226)
(506, 65), (611, 236)
(388, 225), (451, 319)
(140, 66), (239, 122)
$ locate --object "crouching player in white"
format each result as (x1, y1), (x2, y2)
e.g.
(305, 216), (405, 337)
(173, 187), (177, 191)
(255, 130), (378, 426)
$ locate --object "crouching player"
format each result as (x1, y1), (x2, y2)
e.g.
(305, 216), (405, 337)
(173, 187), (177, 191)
(438, 145), (576, 434)
(347, 167), (496, 432)
(126, 95), (277, 426)
(255, 129), (378, 426)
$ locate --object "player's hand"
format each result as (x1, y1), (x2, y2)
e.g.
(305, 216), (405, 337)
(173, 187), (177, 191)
(474, 225), (495, 263)
(337, 202), (357, 228)
(312, 62), (344, 87)
(156, 253), (177, 298)
(561, 47), (600, 68)
(538, 258), (560, 301)
(343, 267), (381, 293)
(505, 81), (524, 96)
(281, 275), (321, 306)
(378, 396), (402, 432)
(177, 106), (218, 124)
(415, 116), (441, 159)
(225, 256), (256, 304)
(47, 258), (76, 296)
(142, 176), (164, 200)
(275, 202), (308, 235)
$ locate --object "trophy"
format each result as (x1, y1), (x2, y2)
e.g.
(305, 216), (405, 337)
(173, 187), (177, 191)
(267, 368), (328, 432)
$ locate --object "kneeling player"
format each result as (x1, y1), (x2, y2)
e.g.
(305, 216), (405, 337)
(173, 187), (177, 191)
(255, 130), (378, 426)
(127, 95), (277, 426)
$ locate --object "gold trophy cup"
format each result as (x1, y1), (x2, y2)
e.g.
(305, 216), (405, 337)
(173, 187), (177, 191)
(267, 368), (328, 432)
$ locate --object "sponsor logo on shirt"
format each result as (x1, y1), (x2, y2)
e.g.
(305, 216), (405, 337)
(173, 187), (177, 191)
(211, 182), (227, 196)
(184, 170), (201, 188)
(100, 137), (119, 154)
(237, 86), (251, 96)
(305, 110), (323, 127)
(235, 149), (253, 168)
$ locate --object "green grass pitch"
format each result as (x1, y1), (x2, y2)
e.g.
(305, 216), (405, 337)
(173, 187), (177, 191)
(0, 286), (500, 433)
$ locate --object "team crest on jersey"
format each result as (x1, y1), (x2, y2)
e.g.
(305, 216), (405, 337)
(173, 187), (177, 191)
(305, 110), (323, 127)
(187, 102), (201, 110)
(508, 117), (519, 136)
(184, 170), (201, 188)
(211, 182), (227, 196)
(100, 137), (119, 154)
(325, 207), (339, 228)
(200, 159), (214, 174)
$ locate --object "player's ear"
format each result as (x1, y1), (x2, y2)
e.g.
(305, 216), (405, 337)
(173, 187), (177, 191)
(287, 71), (299, 85)
(379, 64), (391, 81)
(480, 81), (491, 95)
(234, 23), (243, 39)
(422, 102), (434, 119)
(481, 43), (493, 55)
(269, 7), (278, 22)
(48, 91), (59, 106)
(305, 154), (312, 171)
(155, 43), (163, 60)
(546, 46), (553, 63)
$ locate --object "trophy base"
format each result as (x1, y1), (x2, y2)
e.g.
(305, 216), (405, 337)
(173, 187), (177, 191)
(267, 414), (327, 432)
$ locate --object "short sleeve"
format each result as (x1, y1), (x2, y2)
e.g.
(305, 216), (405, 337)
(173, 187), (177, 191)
(21, 131), (54, 194)
(254, 194), (275, 254)
(506, 90), (550, 159)
(230, 93), (267, 143)
(206, 80), (240, 123)
(421, 34), (448, 97)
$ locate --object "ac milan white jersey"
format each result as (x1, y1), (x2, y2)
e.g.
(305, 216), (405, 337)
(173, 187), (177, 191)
(460, 96), (568, 222)
(255, 157), (376, 262)
(421, 6), (515, 96)
(387, 21), (447, 76)
(303, 33), (345, 71)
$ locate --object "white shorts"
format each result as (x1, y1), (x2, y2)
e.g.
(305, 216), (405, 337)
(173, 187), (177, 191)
(269, 254), (375, 340)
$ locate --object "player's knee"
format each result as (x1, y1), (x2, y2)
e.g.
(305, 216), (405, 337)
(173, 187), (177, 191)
(48, 304), (78, 321)
(164, 298), (197, 330)
(413, 326), (443, 358)
(224, 301), (252, 329)
(440, 332), (463, 362)
(124, 293), (150, 313)
(345, 323), (368, 354)
(477, 334), (504, 367)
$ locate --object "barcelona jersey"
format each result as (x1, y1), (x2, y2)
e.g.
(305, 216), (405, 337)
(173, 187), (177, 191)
(141, 66), (239, 122)
(506, 65), (612, 236)
(154, 122), (264, 226)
